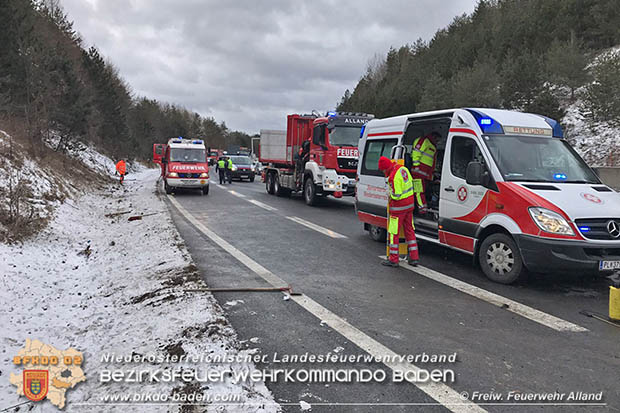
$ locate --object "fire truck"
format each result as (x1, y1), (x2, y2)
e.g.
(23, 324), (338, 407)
(153, 137), (210, 195)
(260, 112), (373, 205)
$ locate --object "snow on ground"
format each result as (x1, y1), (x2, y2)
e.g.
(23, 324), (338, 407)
(0, 169), (279, 412)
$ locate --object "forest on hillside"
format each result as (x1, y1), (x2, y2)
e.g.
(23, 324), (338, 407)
(338, 0), (620, 136)
(0, 0), (251, 160)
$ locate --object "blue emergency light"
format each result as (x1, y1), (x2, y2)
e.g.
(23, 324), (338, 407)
(579, 226), (591, 232)
(327, 111), (337, 117)
(359, 124), (366, 139)
(192, 140), (203, 144)
(466, 109), (505, 134)
(553, 173), (567, 180)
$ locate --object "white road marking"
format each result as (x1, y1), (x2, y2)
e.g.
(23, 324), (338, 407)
(248, 199), (278, 211)
(167, 195), (486, 413)
(381, 256), (587, 332)
(216, 184), (226, 189)
(228, 190), (246, 198)
(286, 216), (347, 239)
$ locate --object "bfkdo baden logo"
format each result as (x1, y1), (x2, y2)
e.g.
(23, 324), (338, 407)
(23, 370), (49, 401)
(10, 339), (86, 409)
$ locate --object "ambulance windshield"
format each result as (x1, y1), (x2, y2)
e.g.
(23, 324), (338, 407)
(484, 135), (600, 184)
(328, 126), (362, 147)
(170, 148), (206, 163)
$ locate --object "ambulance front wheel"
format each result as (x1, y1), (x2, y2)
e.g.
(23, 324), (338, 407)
(202, 186), (209, 195)
(479, 233), (525, 284)
(369, 225), (387, 242)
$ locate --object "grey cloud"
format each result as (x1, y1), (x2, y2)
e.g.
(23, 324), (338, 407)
(62, 0), (478, 133)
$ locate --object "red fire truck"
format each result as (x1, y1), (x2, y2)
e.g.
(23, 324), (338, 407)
(153, 138), (210, 195)
(260, 112), (373, 205)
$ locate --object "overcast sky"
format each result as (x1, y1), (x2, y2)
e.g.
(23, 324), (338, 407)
(60, 0), (478, 134)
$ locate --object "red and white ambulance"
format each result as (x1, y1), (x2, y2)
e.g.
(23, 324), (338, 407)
(356, 108), (620, 283)
(156, 137), (210, 195)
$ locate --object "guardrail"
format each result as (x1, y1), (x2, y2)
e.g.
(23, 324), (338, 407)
(594, 167), (620, 190)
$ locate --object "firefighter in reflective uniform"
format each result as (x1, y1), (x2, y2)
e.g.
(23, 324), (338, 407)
(378, 156), (419, 267)
(226, 157), (233, 184)
(217, 157), (226, 184)
(410, 132), (439, 213)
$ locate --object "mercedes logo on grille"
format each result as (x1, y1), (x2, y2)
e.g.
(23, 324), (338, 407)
(607, 220), (620, 238)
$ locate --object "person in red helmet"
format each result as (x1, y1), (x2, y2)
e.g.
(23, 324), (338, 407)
(378, 156), (419, 267)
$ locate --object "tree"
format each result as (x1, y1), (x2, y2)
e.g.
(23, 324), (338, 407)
(584, 51), (620, 126)
(545, 39), (589, 99)
(451, 59), (501, 108)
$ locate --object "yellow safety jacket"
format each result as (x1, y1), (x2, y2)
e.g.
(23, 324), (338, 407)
(217, 160), (225, 169)
(411, 136), (437, 179)
(387, 164), (415, 213)
(227, 159), (233, 169)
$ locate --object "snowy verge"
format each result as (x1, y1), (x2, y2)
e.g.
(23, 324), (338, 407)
(0, 169), (278, 412)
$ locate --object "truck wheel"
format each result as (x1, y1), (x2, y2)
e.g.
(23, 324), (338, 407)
(304, 178), (318, 206)
(249, 174), (255, 183)
(266, 173), (275, 194)
(274, 175), (289, 197)
(369, 225), (387, 242)
(479, 233), (525, 284)
(164, 180), (172, 195)
(202, 186), (209, 196)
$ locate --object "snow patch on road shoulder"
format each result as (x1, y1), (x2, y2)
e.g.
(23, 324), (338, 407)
(0, 168), (278, 412)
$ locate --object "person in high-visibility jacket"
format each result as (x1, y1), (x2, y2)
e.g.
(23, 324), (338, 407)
(410, 132), (439, 213)
(378, 156), (419, 267)
(217, 157), (226, 184)
(115, 160), (127, 184)
(226, 157), (233, 184)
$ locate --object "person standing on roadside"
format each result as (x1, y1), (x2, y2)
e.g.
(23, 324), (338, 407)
(378, 156), (419, 267)
(115, 160), (127, 184)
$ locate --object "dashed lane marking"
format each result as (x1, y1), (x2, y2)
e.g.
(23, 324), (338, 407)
(286, 216), (347, 239)
(248, 199), (278, 211)
(381, 256), (588, 332)
(167, 195), (486, 413)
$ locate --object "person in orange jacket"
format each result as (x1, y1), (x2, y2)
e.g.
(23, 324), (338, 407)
(115, 160), (127, 184)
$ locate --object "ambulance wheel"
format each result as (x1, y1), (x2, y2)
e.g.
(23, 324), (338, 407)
(369, 225), (387, 242)
(479, 233), (524, 284)
(249, 174), (255, 182)
(304, 178), (318, 206)
(202, 186), (209, 195)
(164, 180), (172, 195)
(266, 173), (275, 194)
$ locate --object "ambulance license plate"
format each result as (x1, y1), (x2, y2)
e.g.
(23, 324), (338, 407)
(599, 260), (620, 270)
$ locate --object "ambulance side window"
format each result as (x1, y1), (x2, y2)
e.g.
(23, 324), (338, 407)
(362, 139), (397, 177)
(450, 136), (484, 179)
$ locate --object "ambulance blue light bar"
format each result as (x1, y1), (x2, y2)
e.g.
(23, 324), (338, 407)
(539, 115), (564, 138)
(553, 173), (567, 180)
(327, 111), (337, 117)
(579, 226), (591, 232)
(192, 140), (203, 144)
(466, 109), (504, 134)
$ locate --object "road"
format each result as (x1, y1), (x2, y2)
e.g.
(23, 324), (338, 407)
(164, 172), (618, 412)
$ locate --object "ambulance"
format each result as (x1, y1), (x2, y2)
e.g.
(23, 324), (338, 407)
(356, 108), (620, 284)
(158, 137), (210, 195)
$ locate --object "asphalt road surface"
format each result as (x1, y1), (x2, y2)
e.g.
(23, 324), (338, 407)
(164, 171), (619, 413)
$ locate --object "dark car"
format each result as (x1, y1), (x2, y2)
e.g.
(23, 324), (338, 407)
(229, 155), (255, 182)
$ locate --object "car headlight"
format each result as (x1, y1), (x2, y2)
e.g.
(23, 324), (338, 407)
(528, 207), (574, 235)
(168, 172), (178, 178)
(200, 172), (208, 178)
(232, 165), (237, 171)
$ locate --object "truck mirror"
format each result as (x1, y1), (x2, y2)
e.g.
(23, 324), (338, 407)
(465, 161), (484, 186)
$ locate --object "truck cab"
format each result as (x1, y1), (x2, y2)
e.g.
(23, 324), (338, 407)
(357, 108), (620, 284)
(159, 137), (210, 195)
